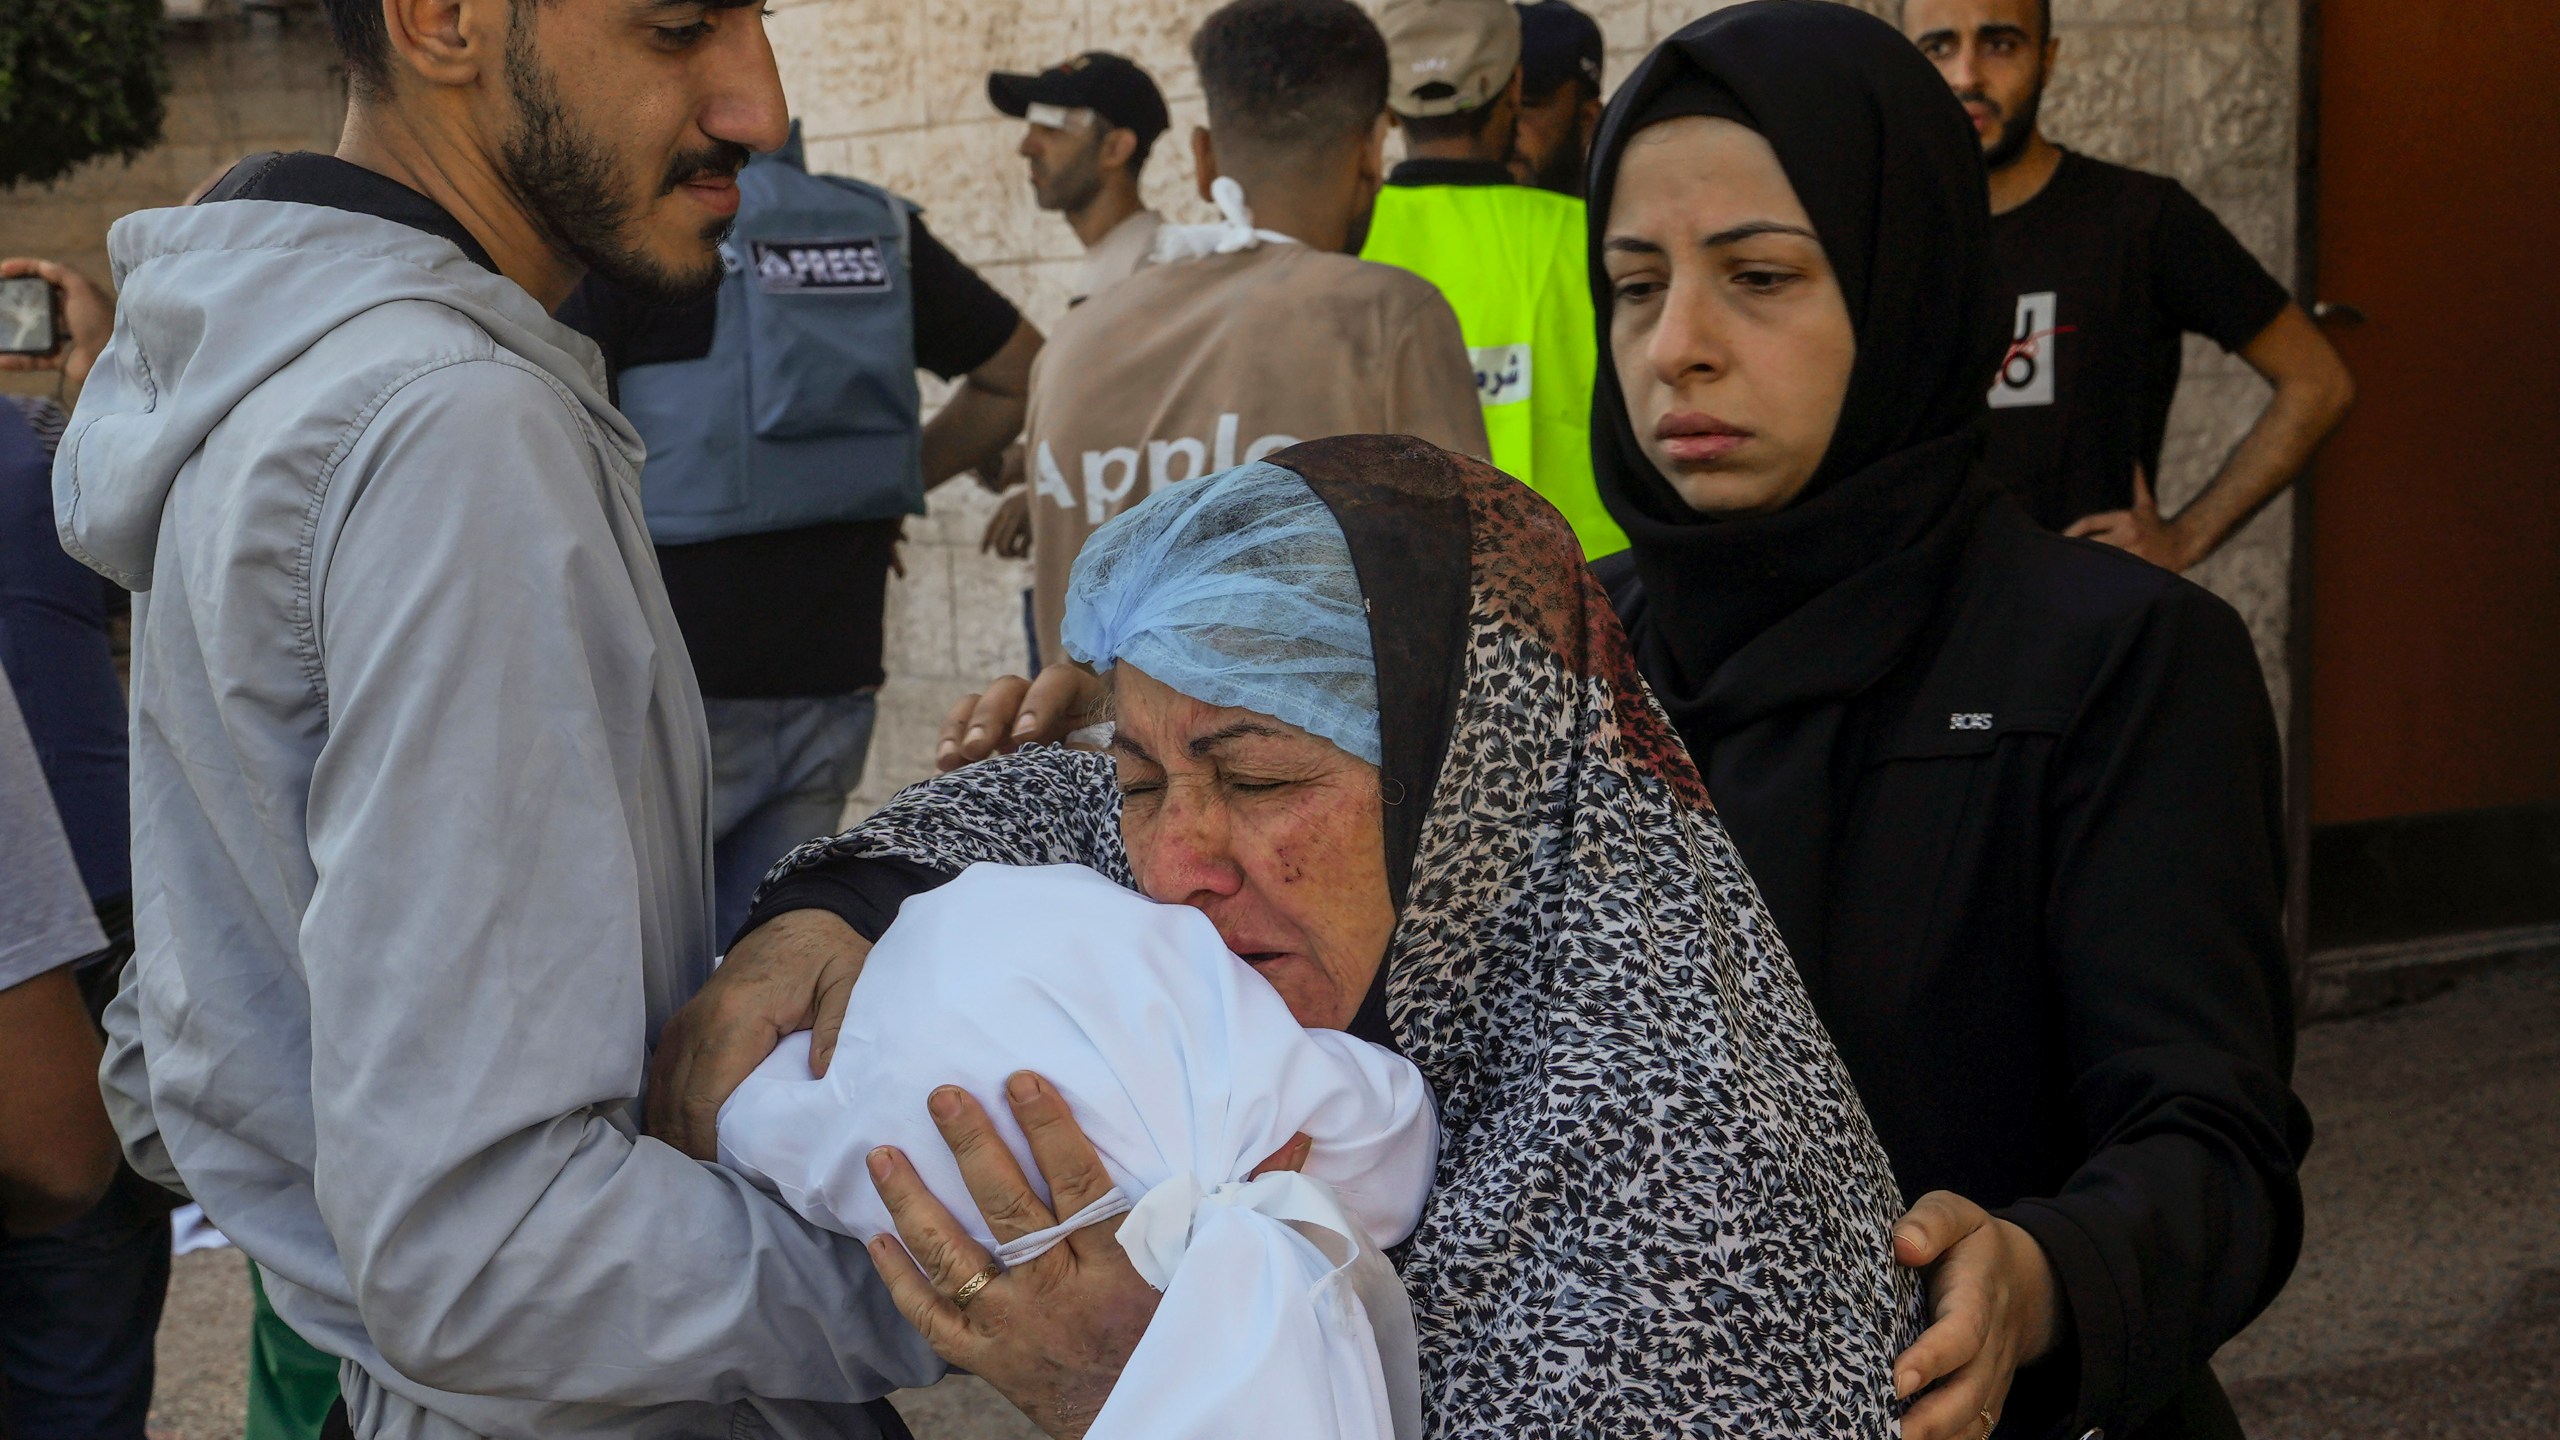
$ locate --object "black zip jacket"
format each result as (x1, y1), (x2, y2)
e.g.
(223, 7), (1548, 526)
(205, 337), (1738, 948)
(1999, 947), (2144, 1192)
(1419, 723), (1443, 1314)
(1602, 497), (2313, 1440)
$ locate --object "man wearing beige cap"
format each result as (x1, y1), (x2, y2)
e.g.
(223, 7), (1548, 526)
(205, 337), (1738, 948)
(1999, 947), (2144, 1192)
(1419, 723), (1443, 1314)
(1361, 0), (1623, 558)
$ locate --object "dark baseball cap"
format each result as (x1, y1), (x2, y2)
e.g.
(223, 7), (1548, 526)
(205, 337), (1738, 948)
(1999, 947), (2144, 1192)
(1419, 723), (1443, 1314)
(1516, 1), (1602, 96)
(987, 52), (1170, 144)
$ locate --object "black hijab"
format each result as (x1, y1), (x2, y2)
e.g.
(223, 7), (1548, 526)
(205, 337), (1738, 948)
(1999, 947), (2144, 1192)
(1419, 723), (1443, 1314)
(1587, 0), (2010, 970)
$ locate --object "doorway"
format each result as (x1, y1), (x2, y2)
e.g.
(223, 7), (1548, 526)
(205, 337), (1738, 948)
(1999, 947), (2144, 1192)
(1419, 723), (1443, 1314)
(2303, 0), (2560, 954)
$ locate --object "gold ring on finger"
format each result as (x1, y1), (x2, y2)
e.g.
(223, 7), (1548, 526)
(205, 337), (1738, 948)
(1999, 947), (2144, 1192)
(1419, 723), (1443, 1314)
(949, 1261), (1003, 1311)
(1977, 1408), (1998, 1440)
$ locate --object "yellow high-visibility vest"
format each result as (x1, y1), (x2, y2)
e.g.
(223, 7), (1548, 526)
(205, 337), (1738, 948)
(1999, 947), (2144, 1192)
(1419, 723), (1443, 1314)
(1361, 175), (1627, 559)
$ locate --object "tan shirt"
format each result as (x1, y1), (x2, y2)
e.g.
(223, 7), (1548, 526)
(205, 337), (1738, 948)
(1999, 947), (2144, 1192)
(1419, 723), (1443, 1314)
(1026, 241), (1488, 666)
(1070, 208), (1162, 305)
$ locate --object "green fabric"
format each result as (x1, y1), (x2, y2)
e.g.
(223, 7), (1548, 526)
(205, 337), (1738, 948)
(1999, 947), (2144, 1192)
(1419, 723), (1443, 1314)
(246, 1259), (341, 1440)
(1361, 181), (1627, 559)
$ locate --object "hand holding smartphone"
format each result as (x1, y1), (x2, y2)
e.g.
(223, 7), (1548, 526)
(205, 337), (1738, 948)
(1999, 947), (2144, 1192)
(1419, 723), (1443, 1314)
(0, 275), (60, 358)
(0, 259), (113, 390)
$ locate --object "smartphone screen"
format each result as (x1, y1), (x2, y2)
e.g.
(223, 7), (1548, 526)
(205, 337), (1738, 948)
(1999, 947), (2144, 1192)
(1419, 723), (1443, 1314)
(0, 276), (59, 357)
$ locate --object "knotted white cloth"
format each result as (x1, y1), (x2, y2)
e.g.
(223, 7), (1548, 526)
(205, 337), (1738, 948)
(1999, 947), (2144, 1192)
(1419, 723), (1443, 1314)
(1146, 175), (1299, 264)
(717, 863), (1438, 1440)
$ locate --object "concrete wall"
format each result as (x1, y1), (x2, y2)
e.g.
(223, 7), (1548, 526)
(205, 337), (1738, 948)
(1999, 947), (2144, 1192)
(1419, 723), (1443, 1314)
(790, 0), (2306, 810)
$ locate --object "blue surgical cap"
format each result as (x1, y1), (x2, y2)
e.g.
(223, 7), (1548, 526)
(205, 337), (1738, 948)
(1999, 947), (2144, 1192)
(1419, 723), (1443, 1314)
(1061, 461), (1382, 766)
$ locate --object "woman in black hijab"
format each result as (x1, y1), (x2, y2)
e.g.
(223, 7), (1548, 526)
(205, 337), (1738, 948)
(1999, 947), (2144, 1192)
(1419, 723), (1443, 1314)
(1587, 5), (2310, 1440)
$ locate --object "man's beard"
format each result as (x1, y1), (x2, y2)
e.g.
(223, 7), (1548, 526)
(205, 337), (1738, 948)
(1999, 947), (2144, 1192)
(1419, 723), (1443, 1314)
(1518, 128), (1584, 197)
(500, 15), (746, 304)
(1969, 74), (2046, 173)
(1033, 135), (1106, 214)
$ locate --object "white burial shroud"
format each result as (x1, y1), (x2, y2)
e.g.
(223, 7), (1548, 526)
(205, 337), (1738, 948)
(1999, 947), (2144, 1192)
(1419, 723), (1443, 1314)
(718, 862), (1439, 1440)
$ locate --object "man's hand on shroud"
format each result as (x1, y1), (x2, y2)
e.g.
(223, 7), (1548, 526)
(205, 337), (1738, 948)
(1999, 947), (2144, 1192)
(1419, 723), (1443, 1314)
(646, 909), (871, 1160)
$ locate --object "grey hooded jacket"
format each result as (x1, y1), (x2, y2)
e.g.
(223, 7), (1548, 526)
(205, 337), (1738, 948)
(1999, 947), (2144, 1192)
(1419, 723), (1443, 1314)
(57, 197), (941, 1439)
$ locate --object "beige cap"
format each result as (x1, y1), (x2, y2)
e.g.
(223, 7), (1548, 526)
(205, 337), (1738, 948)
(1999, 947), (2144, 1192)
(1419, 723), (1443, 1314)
(1379, 0), (1523, 118)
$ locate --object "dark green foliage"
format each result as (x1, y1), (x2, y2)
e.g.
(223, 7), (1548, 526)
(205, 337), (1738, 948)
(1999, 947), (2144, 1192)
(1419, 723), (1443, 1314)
(0, 0), (171, 189)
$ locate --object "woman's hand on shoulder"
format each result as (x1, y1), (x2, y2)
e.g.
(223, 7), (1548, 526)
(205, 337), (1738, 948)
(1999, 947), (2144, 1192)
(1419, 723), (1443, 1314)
(1890, 1190), (2065, 1440)
(937, 666), (1108, 772)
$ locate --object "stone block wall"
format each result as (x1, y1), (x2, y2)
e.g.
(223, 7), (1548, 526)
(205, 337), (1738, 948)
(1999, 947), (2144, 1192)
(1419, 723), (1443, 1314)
(795, 0), (2305, 809)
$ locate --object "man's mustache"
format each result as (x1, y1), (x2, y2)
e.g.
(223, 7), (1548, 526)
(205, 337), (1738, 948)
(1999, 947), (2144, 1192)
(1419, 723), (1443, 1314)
(663, 141), (752, 194)
(1955, 88), (2004, 121)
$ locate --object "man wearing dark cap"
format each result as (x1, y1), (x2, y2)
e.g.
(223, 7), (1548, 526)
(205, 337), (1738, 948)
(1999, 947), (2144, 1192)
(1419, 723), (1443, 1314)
(980, 53), (1173, 581)
(1509, 0), (1603, 196)
(1360, 0), (1623, 557)
(989, 52), (1170, 307)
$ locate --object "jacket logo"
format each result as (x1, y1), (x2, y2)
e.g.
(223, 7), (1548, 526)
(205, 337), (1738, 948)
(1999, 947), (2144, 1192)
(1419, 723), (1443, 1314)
(1470, 344), (1532, 408)
(1950, 712), (1995, 731)
(752, 239), (891, 293)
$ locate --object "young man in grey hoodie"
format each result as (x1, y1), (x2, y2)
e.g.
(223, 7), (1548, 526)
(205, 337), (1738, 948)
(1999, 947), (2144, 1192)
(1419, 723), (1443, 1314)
(51, 0), (941, 1435)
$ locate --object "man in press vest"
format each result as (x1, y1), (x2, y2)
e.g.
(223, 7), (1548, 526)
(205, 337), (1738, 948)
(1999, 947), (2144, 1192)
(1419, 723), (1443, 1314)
(1358, 0), (1622, 558)
(563, 125), (1040, 941)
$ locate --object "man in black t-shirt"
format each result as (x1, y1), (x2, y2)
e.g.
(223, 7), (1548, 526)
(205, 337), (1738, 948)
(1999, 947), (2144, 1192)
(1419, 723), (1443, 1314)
(1904, 0), (2354, 572)
(564, 208), (1038, 941)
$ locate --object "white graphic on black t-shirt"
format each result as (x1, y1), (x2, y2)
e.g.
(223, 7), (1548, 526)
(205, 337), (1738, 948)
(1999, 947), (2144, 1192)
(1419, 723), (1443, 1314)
(1989, 291), (2061, 409)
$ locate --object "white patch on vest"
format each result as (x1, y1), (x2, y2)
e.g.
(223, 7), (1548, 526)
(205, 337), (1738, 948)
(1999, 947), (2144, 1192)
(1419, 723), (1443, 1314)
(751, 238), (891, 293)
(1472, 343), (1532, 408)
(1033, 441), (1077, 509)
(1988, 291), (2057, 408)
(1084, 447), (1142, 522)
(1950, 712), (1995, 731)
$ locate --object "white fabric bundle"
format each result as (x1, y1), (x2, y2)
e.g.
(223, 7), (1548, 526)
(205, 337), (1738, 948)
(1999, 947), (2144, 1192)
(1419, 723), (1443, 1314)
(718, 863), (1439, 1440)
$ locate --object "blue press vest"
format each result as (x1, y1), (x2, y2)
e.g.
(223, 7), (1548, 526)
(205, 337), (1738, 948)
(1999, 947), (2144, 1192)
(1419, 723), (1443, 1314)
(619, 135), (925, 546)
